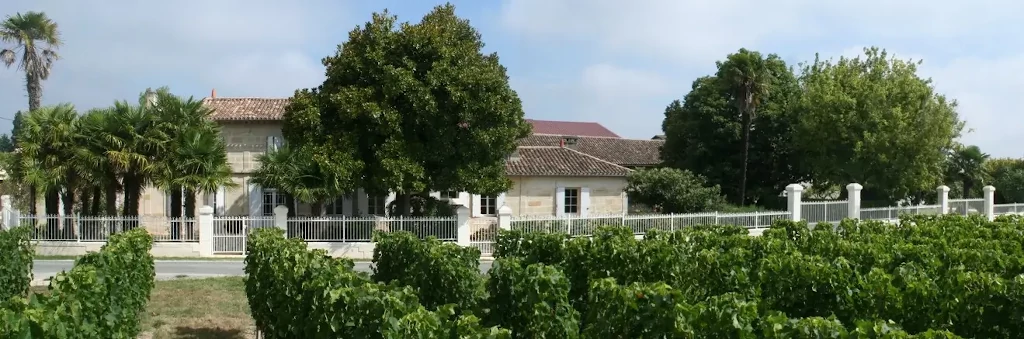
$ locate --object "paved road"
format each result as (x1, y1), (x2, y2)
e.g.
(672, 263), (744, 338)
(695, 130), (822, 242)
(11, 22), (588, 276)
(32, 260), (494, 283)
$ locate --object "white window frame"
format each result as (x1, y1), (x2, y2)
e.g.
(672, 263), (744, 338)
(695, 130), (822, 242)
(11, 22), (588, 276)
(563, 188), (580, 215)
(479, 195), (497, 216)
(325, 196), (345, 216)
(266, 135), (283, 152)
(262, 188), (286, 216)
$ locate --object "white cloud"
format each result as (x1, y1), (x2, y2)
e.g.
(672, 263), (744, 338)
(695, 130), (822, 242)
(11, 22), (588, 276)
(500, 0), (1024, 156)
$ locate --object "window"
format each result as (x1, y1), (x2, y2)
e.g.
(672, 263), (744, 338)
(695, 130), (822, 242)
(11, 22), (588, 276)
(441, 191), (459, 200)
(325, 197), (345, 216)
(367, 196), (387, 216)
(479, 195), (497, 216)
(266, 136), (283, 152)
(563, 188), (580, 214)
(262, 189), (287, 216)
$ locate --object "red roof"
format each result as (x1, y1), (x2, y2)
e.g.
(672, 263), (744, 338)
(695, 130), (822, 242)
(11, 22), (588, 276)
(526, 119), (620, 138)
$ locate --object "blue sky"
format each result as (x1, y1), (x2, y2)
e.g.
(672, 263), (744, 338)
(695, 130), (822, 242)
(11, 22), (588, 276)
(2, 0), (1023, 157)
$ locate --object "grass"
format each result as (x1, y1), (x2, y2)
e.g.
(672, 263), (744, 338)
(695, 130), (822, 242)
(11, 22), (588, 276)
(31, 277), (255, 339)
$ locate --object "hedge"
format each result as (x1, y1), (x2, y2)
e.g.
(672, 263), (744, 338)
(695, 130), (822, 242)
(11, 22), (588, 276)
(485, 257), (578, 338)
(372, 231), (484, 312)
(245, 228), (508, 338)
(0, 225), (34, 303)
(0, 228), (155, 338)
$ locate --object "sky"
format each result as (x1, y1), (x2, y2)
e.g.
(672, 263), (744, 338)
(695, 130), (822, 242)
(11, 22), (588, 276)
(1, 0), (1023, 157)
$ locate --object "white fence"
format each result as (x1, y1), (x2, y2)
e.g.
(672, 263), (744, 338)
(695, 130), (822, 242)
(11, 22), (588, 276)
(510, 211), (790, 236)
(16, 215), (198, 242)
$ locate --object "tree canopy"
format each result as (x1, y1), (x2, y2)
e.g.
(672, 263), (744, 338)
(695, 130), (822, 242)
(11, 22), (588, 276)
(625, 168), (726, 213)
(283, 4), (530, 215)
(661, 50), (805, 207)
(793, 47), (963, 203)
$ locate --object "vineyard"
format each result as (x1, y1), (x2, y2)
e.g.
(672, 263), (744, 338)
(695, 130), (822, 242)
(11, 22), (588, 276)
(0, 227), (156, 338)
(244, 214), (1024, 338)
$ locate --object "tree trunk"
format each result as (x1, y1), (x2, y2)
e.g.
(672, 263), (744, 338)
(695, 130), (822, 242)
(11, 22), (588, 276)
(104, 174), (118, 216)
(739, 110), (752, 206)
(963, 180), (973, 199)
(122, 174), (142, 230)
(397, 193), (412, 217)
(26, 74), (42, 113)
(44, 189), (60, 238)
(80, 189), (92, 217)
(61, 191), (76, 239)
(91, 186), (103, 216)
(169, 186), (183, 240)
(184, 188), (197, 240)
(286, 195), (296, 217)
(28, 185), (37, 215)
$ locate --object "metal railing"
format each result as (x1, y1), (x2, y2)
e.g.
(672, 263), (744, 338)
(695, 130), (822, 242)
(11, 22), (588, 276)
(948, 198), (984, 215)
(17, 215), (199, 242)
(510, 211), (791, 236)
(285, 216), (458, 242)
(859, 205), (942, 220)
(801, 200), (849, 224)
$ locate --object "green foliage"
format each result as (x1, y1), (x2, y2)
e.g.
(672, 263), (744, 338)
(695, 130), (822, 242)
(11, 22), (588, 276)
(661, 49), (805, 207)
(245, 228), (506, 338)
(0, 228), (155, 338)
(0, 226), (33, 302)
(794, 47), (963, 204)
(626, 167), (727, 213)
(943, 144), (989, 198)
(372, 231), (484, 312)
(309, 4), (530, 201)
(485, 258), (579, 338)
(493, 229), (568, 265)
(985, 158), (1024, 203)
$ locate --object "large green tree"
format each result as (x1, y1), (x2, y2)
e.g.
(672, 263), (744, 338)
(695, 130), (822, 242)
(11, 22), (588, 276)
(717, 49), (772, 205)
(794, 47), (963, 204)
(985, 158), (1024, 203)
(661, 51), (804, 207)
(306, 5), (530, 215)
(1, 11), (61, 112)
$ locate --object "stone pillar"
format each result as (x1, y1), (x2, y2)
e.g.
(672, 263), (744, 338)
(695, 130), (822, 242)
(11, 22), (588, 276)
(456, 205), (471, 246)
(274, 205), (289, 237)
(497, 205), (513, 231)
(785, 184), (803, 222)
(198, 206), (214, 257)
(937, 185), (950, 215)
(983, 185), (996, 221)
(846, 183), (863, 220)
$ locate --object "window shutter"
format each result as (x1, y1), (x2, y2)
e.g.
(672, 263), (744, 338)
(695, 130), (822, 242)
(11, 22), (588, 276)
(357, 189), (369, 216)
(496, 193), (507, 210)
(471, 194), (482, 217)
(216, 186), (226, 216)
(555, 187), (566, 217)
(342, 194), (353, 216)
(248, 183), (263, 216)
(580, 187), (591, 217)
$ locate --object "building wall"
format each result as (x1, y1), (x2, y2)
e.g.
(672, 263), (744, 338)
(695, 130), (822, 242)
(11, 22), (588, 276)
(505, 176), (627, 216)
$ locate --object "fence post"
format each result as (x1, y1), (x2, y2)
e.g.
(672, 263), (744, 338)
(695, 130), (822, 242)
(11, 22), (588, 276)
(497, 205), (512, 231)
(937, 185), (950, 215)
(983, 185), (996, 221)
(846, 183), (862, 220)
(198, 206), (214, 257)
(785, 184), (803, 222)
(456, 205), (471, 246)
(274, 205), (289, 236)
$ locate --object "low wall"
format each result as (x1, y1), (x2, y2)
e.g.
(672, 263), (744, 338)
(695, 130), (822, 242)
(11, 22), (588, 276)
(306, 242), (376, 260)
(35, 241), (201, 257)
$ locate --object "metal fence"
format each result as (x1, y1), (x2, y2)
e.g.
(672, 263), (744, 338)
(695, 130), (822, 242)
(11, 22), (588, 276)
(285, 216), (458, 242)
(994, 203), (1024, 215)
(948, 199), (984, 215)
(17, 215), (198, 242)
(859, 205), (942, 220)
(801, 200), (849, 224)
(510, 211), (791, 236)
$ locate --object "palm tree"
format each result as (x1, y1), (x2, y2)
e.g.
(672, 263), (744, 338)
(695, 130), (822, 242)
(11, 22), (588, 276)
(152, 93), (235, 239)
(17, 104), (80, 238)
(77, 109), (123, 217)
(1, 11), (61, 112)
(947, 144), (990, 198)
(717, 49), (772, 205)
(105, 98), (167, 224)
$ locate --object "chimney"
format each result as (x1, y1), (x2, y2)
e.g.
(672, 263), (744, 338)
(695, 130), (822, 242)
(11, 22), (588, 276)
(561, 136), (578, 149)
(559, 139), (565, 148)
(211, 88), (217, 98)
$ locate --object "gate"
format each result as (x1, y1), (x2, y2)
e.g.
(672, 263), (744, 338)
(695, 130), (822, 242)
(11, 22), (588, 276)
(469, 218), (498, 257)
(212, 216), (275, 254)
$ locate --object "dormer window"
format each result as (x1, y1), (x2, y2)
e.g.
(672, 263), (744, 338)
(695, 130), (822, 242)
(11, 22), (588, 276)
(561, 136), (578, 147)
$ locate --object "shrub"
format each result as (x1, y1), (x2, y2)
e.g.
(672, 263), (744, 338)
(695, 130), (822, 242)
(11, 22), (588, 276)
(493, 229), (568, 265)
(372, 231), (484, 312)
(245, 228), (505, 338)
(486, 257), (578, 338)
(0, 228), (155, 338)
(0, 225), (33, 303)
(625, 167), (726, 213)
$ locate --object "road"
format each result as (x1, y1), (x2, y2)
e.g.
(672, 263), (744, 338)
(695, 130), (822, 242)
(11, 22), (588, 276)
(32, 259), (494, 283)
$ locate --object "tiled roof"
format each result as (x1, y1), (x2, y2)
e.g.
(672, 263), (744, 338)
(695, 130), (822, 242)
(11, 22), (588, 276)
(517, 135), (664, 167)
(505, 147), (631, 177)
(526, 119), (620, 138)
(203, 97), (290, 121)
